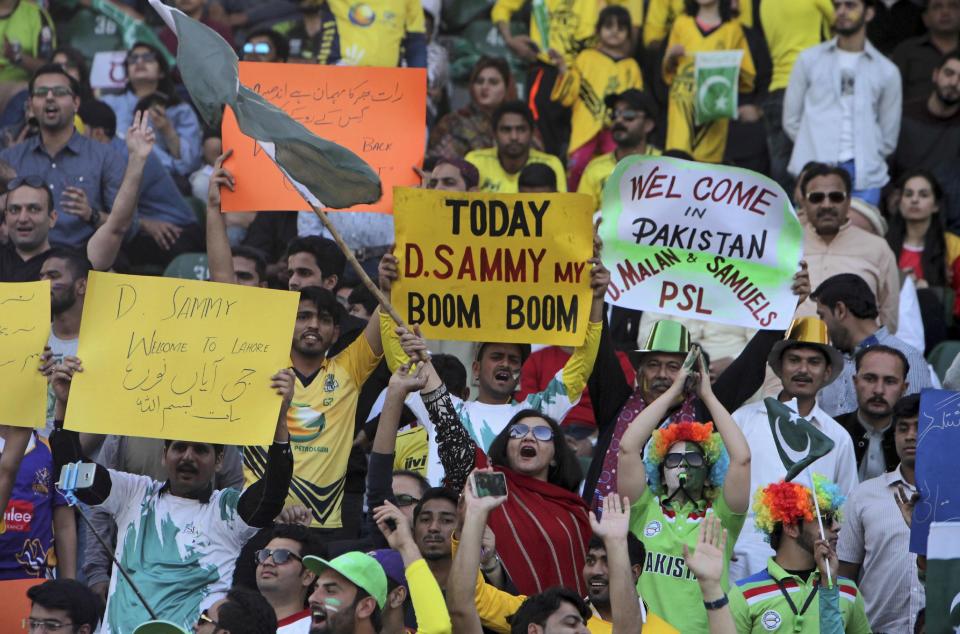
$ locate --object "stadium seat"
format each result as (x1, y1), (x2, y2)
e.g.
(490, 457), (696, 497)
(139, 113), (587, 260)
(927, 340), (960, 382)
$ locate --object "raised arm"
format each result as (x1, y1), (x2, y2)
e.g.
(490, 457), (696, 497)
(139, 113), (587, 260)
(86, 110), (154, 271)
(617, 368), (688, 502)
(685, 515), (737, 634)
(0, 426), (31, 527)
(205, 150), (238, 284)
(591, 495), (641, 634)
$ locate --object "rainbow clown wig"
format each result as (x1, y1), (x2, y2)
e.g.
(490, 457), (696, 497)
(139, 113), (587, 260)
(753, 474), (846, 541)
(643, 421), (729, 500)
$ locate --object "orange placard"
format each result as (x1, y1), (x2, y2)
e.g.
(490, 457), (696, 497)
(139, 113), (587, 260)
(0, 577), (45, 631)
(221, 62), (426, 214)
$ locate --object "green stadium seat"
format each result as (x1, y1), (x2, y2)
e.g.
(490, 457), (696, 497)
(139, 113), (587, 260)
(927, 340), (960, 382)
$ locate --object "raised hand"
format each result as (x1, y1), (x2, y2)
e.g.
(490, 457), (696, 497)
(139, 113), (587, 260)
(379, 252), (399, 293)
(276, 504), (312, 527)
(50, 356), (84, 405)
(207, 149), (235, 210)
(271, 368), (295, 410)
(589, 257), (610, 299)
(374, 500), (416, 551)
(814, 538), (839, 587)
(141, 218), (183, 251)
(125, 109), (156, 161)
(792, 261), (810, 306)
(683, 514), (727, 585)
(60, 186), (93, 222)
(695, 346), (715, 400)
(396, 324), (430, 364)
(589, 494), (630, 541)
(463, 468), (508, 516)
(388, 362), (428, 394)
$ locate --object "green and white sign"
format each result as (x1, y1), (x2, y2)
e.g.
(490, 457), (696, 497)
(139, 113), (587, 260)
(926, 522), (960, 633)
(599, 155), (803, 330)
(695, 50), (743, 125)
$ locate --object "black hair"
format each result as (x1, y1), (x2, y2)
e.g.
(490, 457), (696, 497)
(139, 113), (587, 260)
(587, 531), (646, 569)
(800, 163), (852, 196)
(27, 579), (104, 630)
(854, 344), (910, 379)
(810, 274), (879, 320)
(270, 523), (323, 558)
(29, 63), (81, 99)
(77, 99), (117, 138)
(886, 169), (949, 286)
(508, 586), (590, 634)
(354, 587), (383, 631)
(769, 523), (789, 550)
(937, 49), (960, 70)
(493, 100), (534, 129)
(487, 409), (583, 492)
(684, 0), (734, 21)
(51, 46), (92, 101)
(347, 284), (378, 316)
(245, 28), (290, 62)
(596, 5), (631, 34)
(392, 469), (430, 497)
(45, 247), (93, 280)
(162, 439), (225, 457)
(894, 393), (921, 419)
(431, 353), (468, 399)
(232, 245), (268, 282)
(125, 41), (178, 103)
(298, 286), (343, 325)
(413, 486), (459, 522)
(286, 235), (346, 281)
(216, 587), (278, 634)
(518, 163), (558, 191)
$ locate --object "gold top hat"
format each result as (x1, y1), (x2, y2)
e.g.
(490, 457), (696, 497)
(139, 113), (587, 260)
(768, 317), (844, 386)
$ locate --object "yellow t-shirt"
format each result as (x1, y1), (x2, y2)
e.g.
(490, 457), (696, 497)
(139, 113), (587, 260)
(243, 335), (381, 529)
(760, 0), (833, 91)
(328, 0), (425, 67)
(643, 0), (753, 47)
(465, 147), (568, 193)
(577, 146), (662, 211)
(605, 0), (644, 27)
(663, 16), (755, 163)
(393, 425), (428, 475)
(552, 49), (643, 154)
(491, 0), (596, 65)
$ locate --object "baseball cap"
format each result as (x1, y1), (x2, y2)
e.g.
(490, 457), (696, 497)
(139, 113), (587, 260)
(303, 551), (388, 608)
(369, 549), (408, 588)
(133, 621), (189, 634)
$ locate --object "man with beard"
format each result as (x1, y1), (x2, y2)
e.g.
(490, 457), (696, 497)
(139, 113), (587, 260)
(892, 0), (960, 101)
(838, 395), (925, 633)
(894, 51), (960, 177)
(729, 317), (858, 581)
(411, 488), (457, 593)
(302, 551), (387, 634)
(793, 165), (901, 334)
(465, 101), (567, 193)
(784, 0), (901, 207)
(835, 346), (910, 481)
(577, 89), (660, 212)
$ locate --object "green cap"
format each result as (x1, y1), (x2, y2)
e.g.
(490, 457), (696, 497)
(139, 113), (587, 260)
(303, 551), (388, 609)
(132, 621), (190, 634)
(637, 320), (691, 354)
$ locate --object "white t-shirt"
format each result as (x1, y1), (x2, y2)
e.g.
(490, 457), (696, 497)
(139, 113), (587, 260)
(97, 471), (258, 633)
(277, 609), (312, 633)
(836, 49), (862, 162)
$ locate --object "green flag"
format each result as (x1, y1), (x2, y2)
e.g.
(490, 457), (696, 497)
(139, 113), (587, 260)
(763, 398), (835, 481)
(148, 0), (381, 210)
(927, 522), (960, 633)
(532, 0), (550, 53)
(694, 50), (743, 125)
(91, 0), (175, 67)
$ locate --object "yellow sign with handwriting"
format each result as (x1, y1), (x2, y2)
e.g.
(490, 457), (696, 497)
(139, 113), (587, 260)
(392, 188), (594, 346)
(0, 281), (50, 428)
(66, 272), (298, 445)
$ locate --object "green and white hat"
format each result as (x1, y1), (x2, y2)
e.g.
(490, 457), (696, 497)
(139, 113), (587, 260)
(637, 320), (691, 355)
(133, 621), (190, 634)
(303, 551), (388, 608)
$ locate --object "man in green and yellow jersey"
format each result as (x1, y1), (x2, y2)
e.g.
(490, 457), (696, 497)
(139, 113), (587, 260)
(327, 0), (426, 67)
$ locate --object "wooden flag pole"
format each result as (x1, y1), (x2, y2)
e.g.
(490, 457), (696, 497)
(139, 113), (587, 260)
(807, 469), (833, 588)
(309, 204), (409, 330)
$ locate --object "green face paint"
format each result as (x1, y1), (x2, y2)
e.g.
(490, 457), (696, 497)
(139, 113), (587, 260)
(679, 464), (707, 494)
(322, 597), (342, 612)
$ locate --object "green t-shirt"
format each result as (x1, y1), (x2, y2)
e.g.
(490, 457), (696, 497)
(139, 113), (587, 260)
(0, 1), (55, 83)
(629, 488), (746, 633)
(728, 558), (872, 634)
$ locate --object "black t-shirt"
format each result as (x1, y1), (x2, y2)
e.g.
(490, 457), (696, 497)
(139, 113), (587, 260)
(0, 243), (49, 282)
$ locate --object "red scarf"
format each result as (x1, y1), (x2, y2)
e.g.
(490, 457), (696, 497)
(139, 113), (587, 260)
(476, 449), (590, 597)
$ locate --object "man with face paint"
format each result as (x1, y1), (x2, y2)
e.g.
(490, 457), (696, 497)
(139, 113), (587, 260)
(730, 317), (859, 581)
(302, 551), (387, 634)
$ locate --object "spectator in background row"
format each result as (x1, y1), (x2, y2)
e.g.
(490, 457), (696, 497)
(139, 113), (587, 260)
(254, 524), (319, 631)
(327, 0), (425, 68)
(286, 0), (341, 64)
(892, 0), (960, 102)
(867, 0), (925, 55)
(422, 0), (450, 127)
(785, 0), (901, 207)
(428, 57), (515, 162)
(102, 42), (202, 179)
(895, 51), (960, 180)
(662, 0), (755, 164)
(0, 0), (55, 114)
(25, 579), (104, 634)
(643, 0), (686, 49)
(208, 0), (300, 39)
(158, 0), (233, 57)
(241, 28), (289, 63)
(517, 162), (558, 193)
(466, 101), (566, 193)
(0, 45), (90, 133)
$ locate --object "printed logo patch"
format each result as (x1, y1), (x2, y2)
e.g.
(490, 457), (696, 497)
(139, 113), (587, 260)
(4, 500), (34, 532)
(761, 609), (782, 631)
(323, 374), (339, 393)
(644, 520), (662, 537)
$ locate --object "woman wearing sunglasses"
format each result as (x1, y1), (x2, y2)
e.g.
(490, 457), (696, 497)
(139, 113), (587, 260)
(617, 350), (751, 633)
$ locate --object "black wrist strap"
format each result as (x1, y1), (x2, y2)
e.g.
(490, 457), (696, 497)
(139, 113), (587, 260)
(703, 594), (729, 610)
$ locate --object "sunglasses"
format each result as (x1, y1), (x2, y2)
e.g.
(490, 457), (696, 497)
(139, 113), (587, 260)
(611, 108), (641, 121)
(128, 51), (158, 64)
(395, 493), (420, 507)
(508, 423), (554, 442)
(244, 42), (272, 55)
(31, 86), (73, 98)
(663, 451), (705, 469)
(197, 610), (220, 628)
(805, 191), (847, 204)
(7, 175), (48, 190)
(255, 547), (303, 565)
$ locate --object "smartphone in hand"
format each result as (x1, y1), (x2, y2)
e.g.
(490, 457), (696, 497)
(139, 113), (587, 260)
(472, 471), (507, 498)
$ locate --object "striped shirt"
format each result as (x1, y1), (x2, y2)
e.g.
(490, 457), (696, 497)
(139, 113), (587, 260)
(837, 466), (925, 633)
(729, 559), (872, 633)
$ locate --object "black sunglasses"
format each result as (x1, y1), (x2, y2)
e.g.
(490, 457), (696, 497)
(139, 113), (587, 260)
(508, 423), (554, 442)
(7, 175), (48, 190)
(805, 191), (847, 204)
(395, 493), (420, 507)
(664, 451), (705, 469)
(255, 547), (303, 565)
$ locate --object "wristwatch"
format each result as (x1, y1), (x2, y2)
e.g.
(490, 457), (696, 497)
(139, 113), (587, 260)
(703, 595), (729, 610)
(88, 208), (101, 226)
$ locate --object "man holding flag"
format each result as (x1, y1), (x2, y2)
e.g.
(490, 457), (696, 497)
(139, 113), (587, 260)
(730, 317), (858, 581)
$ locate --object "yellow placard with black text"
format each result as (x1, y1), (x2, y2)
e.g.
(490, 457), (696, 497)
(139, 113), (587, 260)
(65, 272), (298, 445)
(0, 281), (50, 428)
(392, 188), (594, 345)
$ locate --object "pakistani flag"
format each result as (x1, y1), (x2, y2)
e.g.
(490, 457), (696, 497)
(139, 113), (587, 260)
(927, 522), (960, 633)
(147, 0), (380, 209)
(764, 398), (835, 482)
(694, 50), (743, 126)
(92, 0), (175, 67)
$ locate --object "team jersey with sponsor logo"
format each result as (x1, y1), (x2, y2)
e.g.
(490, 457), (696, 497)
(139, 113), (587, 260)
(243, 335), (380, 529)
(629, 488), (745, 633)
(729, 559), (871, 633)
(328, 0), (424, 67)
(0, 433), (66, 579)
